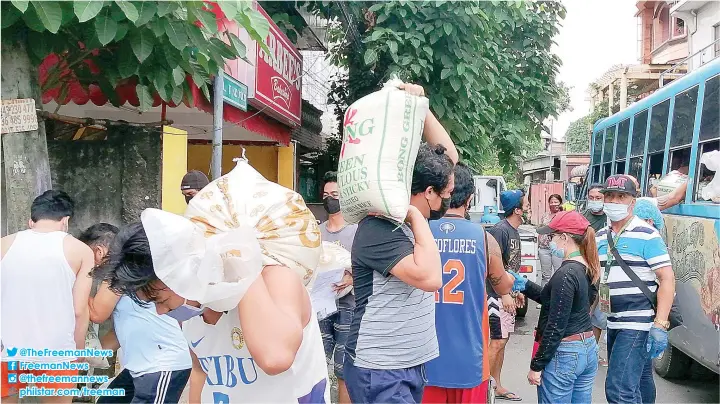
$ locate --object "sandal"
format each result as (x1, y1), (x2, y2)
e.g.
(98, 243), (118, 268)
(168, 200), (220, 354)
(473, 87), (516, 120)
(496, 391), (522, 401)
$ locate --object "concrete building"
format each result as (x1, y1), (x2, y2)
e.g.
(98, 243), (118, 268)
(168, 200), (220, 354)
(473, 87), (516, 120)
(669, 0), (720, 72)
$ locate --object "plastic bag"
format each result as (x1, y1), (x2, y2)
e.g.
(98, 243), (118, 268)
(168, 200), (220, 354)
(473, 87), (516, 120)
(84, 323), (109, 369)
(699, 150), (720, 201)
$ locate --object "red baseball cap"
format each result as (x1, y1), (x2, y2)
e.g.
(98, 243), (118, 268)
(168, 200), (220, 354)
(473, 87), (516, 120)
(537, 211), (590, 236)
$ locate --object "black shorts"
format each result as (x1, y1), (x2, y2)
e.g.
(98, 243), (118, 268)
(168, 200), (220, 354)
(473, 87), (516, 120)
(97, 368), (191, 404)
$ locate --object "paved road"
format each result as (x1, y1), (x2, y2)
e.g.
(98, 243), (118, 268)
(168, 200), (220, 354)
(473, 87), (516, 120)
(499, 305), (719, 404)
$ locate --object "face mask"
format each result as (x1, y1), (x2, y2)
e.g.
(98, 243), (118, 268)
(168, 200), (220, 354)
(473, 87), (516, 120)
(604, 202), (630, 222)
(185, 195), (193, 204)
(549, 239), (565, 258)
(428, 196), (450, 220)
(166, 299), (204, 322)
(464, 211), (471, 221)
(587, 200), (604, 213)
(323, 196), (341, 215)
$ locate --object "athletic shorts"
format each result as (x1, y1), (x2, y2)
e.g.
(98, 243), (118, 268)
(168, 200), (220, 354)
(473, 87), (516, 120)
(97, 368), (190, 404)
(1, 361), (79, 398)
(422, 380), (490, 404)
(488, 297), (515, 340)
(319, 293), (355, 379)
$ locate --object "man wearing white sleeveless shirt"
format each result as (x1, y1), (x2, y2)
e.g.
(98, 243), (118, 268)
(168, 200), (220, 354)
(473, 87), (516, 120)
(83, 224), (191, 404)
(1, 190), (95, 403)
(93, 216), (330, 404)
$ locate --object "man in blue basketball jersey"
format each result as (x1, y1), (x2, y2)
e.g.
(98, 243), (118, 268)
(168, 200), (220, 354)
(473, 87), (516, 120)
(424, 163), (520, 404)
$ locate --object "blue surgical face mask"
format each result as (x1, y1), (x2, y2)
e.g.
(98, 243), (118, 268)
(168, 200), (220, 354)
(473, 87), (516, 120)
(604, 202), (630, 222)
(587, 200), (604, 213)
(549, 240), (565, 258)
(166, 299), (204, 322)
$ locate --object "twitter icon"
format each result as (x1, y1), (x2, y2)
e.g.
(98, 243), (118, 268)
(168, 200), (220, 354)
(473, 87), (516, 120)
(6, 347), (17, 357)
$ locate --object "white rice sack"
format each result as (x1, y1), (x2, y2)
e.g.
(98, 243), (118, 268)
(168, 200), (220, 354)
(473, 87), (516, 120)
(338, 79), (430, 223)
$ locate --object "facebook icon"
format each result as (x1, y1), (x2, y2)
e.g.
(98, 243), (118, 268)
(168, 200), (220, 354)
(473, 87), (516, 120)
(7, 362), (17, 371)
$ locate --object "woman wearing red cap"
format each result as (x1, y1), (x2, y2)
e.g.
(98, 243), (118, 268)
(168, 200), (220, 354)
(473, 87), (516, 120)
(510, 211), (601, 404)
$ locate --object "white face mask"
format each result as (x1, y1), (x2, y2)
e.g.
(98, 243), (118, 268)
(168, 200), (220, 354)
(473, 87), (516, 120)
(587, 200), (604, 213)
(166, 299), (204, 322)
(604, 202), (630, 222)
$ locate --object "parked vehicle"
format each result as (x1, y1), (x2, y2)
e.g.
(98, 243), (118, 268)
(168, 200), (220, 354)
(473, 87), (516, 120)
(589, 58), (720, 379)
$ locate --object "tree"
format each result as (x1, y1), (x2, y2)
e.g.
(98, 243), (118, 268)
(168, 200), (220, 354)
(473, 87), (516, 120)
(320, 0), (565, 172)
(1, 1), (270, 110)
(565, 103), (609, 154)
(1, 0), (269, 234)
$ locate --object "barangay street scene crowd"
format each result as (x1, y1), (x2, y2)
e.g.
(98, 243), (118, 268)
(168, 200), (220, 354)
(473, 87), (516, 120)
(1, 82), (685, 404)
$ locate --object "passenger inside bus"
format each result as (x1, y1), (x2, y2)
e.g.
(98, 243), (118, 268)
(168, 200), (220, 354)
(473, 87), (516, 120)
(649, 148), (691, 210)
(697, 140), (720, 203)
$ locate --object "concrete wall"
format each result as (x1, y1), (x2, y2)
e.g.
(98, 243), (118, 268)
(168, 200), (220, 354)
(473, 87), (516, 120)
(47, 126), (162, 234)
(691, 2), (720, 69)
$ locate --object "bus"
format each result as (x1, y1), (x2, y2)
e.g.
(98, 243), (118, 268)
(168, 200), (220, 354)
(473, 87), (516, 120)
(588, 58), (719, 380)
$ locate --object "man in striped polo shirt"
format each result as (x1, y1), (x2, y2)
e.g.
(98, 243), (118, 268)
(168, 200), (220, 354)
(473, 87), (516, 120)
(596, 175), (676, 404)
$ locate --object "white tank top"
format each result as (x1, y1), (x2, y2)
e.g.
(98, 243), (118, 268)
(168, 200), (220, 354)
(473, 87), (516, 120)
(1, 230), (77, 362)
(113, 296), (192, 377)
(182, 308), (330, 403)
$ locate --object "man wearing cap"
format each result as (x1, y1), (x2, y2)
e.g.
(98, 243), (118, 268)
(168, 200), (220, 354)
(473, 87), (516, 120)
(486, 189), (528, 402)
(596, 175), (676, 404)
(181, 170), (210, 203)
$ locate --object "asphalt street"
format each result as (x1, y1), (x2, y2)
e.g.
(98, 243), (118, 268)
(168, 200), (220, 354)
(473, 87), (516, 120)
(499, 305), (720, 404)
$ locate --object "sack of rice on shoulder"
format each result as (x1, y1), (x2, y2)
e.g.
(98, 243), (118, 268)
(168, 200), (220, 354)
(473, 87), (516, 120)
(338, 78), (430, 224)
(141, 159), (323, 312)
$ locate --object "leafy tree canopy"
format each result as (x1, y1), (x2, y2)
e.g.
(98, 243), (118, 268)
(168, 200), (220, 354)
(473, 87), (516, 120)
(1, 0), (270, 111)
(565, 103), (609, 154)
(312, 0), (566, 171)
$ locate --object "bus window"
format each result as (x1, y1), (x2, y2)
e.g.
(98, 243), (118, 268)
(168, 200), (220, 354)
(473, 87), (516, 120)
(629, 157), (643, 182)
(648, 99), (671, 154)
(603, 125), (616, 163)
(592, 131), (603, 162)
(615, 161), (626, 174)
(592, 165), (600, 183)
(603, 163), (612, 181)
(646, 153), (664, 194)
(696, 140), (720, 202)
(616, 118), (630, 160)
(631, 110), (649, 156)
(670, 86), (699, 148)
(699, 75), (719, 143)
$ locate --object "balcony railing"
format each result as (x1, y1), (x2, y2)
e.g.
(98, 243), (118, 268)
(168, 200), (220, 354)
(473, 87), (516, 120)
(660, 37), (720, 86)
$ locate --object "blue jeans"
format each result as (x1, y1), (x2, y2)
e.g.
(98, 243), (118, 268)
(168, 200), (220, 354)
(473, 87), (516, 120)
(538, 337), (598, 404)
(606, 329), (656, 404)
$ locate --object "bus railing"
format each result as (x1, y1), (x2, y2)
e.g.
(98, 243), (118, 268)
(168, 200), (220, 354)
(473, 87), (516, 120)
(660, 38), (720, 87)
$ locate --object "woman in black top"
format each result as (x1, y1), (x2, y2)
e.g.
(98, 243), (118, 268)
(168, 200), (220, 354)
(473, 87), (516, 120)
(512, 210), (601, 404)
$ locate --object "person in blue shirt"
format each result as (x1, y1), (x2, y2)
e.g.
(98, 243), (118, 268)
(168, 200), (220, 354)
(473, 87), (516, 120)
(424, 163), (518, 404)
(82, 224), (192, 404)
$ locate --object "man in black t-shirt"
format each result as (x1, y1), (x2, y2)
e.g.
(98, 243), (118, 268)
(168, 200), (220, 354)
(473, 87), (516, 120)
(486, 189), (528, 401)
(344, 82), (459, 404)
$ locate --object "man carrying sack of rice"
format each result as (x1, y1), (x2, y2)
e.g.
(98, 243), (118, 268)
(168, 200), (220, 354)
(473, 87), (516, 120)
(93, 158), (333, 403)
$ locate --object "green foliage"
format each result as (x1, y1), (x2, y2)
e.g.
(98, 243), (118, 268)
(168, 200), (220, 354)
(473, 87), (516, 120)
(322, 0), (565, 170)
(565, 103), (609, 154)
(1, 0), (270, 111)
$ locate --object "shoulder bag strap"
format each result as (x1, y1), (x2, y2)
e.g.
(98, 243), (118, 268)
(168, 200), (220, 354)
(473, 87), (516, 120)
(607, 231), (658, 310)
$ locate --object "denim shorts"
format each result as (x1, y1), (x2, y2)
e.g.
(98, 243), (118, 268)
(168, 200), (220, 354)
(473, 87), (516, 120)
(591, 305), (607, 330)
(319, 293), (355, 379)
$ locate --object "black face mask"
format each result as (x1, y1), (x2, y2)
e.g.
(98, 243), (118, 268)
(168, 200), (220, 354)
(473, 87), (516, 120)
(428, 196), (450, 220)
(185, 195), (193, 204)
(323, 196), (341, 215)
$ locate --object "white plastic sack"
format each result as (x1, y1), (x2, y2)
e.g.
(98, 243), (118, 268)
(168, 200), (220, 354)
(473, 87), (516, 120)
(84, 323), (109, 369)
(699, 150), (720, 201)
(311, 242), (352, 297)
(338, 78), (430, 223)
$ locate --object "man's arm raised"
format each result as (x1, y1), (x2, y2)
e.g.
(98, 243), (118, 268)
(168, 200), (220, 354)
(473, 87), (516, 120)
(389, 206), (442, 292)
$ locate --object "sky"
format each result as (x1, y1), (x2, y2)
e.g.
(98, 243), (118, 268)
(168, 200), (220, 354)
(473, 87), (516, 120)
(552, 0), (640, 140)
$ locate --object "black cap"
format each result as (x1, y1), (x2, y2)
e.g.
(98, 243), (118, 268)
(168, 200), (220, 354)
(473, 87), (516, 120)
(181, 170), (210, 191)
(601, 174), (637, 196)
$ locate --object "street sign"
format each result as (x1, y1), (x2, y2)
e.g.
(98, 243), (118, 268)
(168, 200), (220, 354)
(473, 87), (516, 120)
(223, 73), (248, 111)
(1, 99), (38, 134)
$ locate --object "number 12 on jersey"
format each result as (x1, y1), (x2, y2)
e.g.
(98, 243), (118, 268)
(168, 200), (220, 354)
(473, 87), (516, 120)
(434, 259), (465, 304)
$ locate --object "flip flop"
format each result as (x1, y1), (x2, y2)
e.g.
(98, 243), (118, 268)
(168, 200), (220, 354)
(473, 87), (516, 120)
(496, 391), (522, 401)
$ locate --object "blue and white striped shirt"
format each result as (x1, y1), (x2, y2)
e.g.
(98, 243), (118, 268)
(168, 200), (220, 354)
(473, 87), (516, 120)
(597, 216), (672, 331)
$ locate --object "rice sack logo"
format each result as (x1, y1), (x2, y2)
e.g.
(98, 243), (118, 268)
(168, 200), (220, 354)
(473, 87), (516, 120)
(341, 108), (375, 158)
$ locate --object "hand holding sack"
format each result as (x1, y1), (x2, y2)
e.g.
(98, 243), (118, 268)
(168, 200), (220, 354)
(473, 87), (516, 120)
(142, 159), (323, 312)
(338, 79), (430, 223)
(313, 241), (352, 297)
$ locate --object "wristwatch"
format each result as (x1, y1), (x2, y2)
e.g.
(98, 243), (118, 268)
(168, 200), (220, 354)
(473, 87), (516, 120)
(654, 319), (670, 330)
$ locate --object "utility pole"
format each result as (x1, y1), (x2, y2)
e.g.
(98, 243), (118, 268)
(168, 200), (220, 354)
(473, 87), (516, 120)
(211, 73), (224, 180)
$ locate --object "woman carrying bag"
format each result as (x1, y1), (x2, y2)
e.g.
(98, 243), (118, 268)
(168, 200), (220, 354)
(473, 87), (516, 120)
(512, 211), (601, 404)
